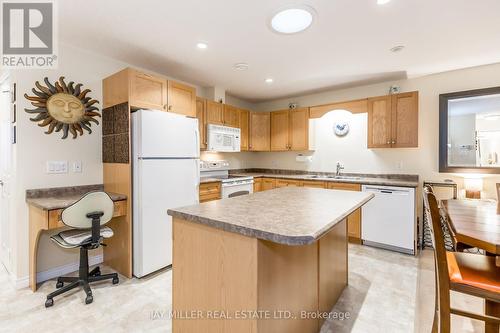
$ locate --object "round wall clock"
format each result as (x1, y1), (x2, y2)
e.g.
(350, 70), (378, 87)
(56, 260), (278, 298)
(24, 76), (101, 139)
(334, 121), (349, 137)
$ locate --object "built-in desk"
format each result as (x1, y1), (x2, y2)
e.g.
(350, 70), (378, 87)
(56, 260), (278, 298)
(26, 184), (128, 291)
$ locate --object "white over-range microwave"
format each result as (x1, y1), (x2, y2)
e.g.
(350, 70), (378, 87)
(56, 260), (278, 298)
(207, 124), (241, 152)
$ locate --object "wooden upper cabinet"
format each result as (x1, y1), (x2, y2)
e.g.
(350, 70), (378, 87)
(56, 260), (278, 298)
(271, 110), (290, 151)
(206, 100), (224, 125)
(367, 95), (392, 148)
(239, 109), (249, 151)
(223, 104), (240, 128)
(196, 97), (207, 150)
(249, 112), (270, 151)
(391, 92), (418, 148)
(167, 80), (196, 117)
(289, 108), (309, 150)
(368, 92), (418, 148)
(129, 69), (168, 110)
(270, 108), (309, 151)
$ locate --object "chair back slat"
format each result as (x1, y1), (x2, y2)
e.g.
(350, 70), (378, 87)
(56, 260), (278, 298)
(61, 191), (114, 229)
(423, 185), (451, 331)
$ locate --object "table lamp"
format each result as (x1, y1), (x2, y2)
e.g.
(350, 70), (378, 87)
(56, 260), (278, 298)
(463, 178), (483, 199)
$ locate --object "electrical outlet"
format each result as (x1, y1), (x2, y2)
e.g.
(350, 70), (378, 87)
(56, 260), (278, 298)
(73, 161), (82, 173)
(46, 161), (68, 174)
(396, 161), (404, 170)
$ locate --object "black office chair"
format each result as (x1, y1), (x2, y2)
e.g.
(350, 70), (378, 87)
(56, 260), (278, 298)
(45, 191), (119, 307)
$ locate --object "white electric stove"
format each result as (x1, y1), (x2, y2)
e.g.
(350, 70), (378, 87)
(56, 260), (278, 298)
(200, 160), (254, 198)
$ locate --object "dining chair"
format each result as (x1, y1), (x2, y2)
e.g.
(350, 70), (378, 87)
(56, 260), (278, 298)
(423, 185), (500, 332)
(496, 183), (499, 213)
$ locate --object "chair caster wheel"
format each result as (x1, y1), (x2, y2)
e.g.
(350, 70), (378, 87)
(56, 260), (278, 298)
(85, 295), (93, 304)
(94, 268), (101, 276)
(112, 277), (119, 285)
(45, 298), (54, 308)
(56, 281), (64, 288)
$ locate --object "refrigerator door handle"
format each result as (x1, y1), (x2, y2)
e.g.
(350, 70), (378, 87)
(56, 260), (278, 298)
(194, 128), (200, 153)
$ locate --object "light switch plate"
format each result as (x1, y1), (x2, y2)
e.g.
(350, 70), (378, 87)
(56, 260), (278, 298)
(73, 161), (82, 173)
(46, 161), (68, 174)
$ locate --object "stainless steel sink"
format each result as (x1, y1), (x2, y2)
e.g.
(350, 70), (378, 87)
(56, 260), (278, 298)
(333, 176), (361, 180)
(304, 175), (361, 180)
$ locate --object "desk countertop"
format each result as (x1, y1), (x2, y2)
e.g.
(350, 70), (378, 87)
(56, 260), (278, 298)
(26, 184), (127, 211)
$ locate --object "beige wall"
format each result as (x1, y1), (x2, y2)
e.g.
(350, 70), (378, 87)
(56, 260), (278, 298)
(12, 43), (209, 284)
(236, 63), (500, 199)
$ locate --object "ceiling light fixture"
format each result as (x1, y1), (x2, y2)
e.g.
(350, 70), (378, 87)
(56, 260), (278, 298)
(377, 0), (391, 4)
(390, 45), (405, 53)
(265, 78), (274, 84)
(196, 42), (208, 49)
(270, 5), (315, 34)
(233, 63), (249, 71)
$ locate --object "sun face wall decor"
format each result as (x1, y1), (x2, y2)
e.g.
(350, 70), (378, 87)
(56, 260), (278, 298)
(24, 77), (101, 139)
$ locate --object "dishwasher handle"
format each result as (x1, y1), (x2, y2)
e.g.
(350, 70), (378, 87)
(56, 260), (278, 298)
(363, 186), (412, 195)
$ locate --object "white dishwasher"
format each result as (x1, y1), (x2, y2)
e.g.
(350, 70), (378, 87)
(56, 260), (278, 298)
(361, 185), (415, 255)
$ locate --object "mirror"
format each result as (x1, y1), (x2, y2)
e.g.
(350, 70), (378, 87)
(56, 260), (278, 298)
(439, 87), (500, 173)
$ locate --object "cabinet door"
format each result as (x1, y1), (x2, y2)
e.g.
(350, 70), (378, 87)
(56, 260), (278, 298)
(367, 96), (392, 148)
(167, 80), (196, 117)
(223, 104), (240, 128)
(270, 110), (290, 151)
(196, 97), (207, 150)
(129, 70), (168, 110)
(391, 92), (418, 148)
(253, 178), (263, 192)
(289, 108), (309, 151)
(275, 179), (302, 188)
(261, 178), (276, 191)
(302, 180), (326, 188)
(326, 182), (362, 241)
(239, 109), (249, 151)
(206, 100), (224, 125)
(249, 112), (270, 151)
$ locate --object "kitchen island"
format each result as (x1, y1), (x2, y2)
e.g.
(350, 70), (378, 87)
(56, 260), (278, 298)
(167, 187), (374, 333)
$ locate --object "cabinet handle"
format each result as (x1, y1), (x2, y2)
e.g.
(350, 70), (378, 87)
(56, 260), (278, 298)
(392, 140), (396, 144)
(168, 105), (172, 111)
(386, 141), (390, 145)
(163, 104), (168, 110)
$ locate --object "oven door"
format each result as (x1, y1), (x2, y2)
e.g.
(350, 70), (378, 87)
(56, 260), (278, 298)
(222, 183), (253, 198)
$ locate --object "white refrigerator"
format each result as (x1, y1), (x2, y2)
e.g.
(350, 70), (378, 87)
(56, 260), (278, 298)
(132, 110), (200, 278)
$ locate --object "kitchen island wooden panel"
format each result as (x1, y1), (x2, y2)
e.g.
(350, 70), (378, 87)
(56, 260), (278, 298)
(172, 217), (347, 333)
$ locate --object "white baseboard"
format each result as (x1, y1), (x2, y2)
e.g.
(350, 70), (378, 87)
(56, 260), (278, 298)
(13, 254), (103, 290)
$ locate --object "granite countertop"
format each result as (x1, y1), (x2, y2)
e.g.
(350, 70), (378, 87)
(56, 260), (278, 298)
(230, 171), (419, 188)
(26, 184), (127, 211)
(168, 187), (374, 246)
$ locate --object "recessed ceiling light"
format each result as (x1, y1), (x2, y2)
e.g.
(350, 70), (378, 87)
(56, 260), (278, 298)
(265, 78), (274, 84)
(377, 0), (391, 4)
(390, 45), (405, 53)
(233, 63), (249, 71)
(270, 5), (315, 34)
(196, 42), (208, 49)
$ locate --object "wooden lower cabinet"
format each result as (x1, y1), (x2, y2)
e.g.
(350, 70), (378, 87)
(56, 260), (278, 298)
(327, 182), (362, 242)
(199, 182), (221, 203)
(261, 178), (276, 191)
(275, 179), (302, 188)
(253, 177), (263, 192)
(302, 180), (326, 189)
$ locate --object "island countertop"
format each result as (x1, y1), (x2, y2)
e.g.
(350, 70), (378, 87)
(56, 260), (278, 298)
(168, 187), (374, 246)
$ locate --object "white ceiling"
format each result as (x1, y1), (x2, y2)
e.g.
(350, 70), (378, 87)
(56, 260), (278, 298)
(59, 0), (500, 102)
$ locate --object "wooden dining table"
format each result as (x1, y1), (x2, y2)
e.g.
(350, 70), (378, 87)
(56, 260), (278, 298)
(441, 199), (500, 333)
